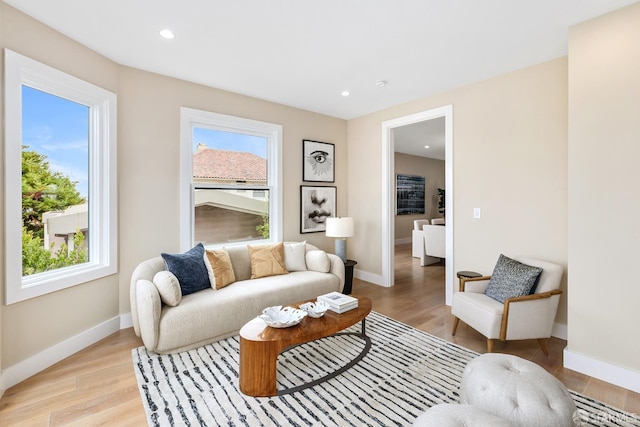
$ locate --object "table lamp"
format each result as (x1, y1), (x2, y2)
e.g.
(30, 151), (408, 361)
(325, 217), (354, 263)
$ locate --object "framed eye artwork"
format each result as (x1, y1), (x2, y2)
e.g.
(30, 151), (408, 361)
(302, 139), (335, 183)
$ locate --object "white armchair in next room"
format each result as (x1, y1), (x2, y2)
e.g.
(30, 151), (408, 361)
(411, 219), (430, 258)
(420, 224), (445, 266)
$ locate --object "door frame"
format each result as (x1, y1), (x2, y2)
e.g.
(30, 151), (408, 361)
(381, 105), (454, 305)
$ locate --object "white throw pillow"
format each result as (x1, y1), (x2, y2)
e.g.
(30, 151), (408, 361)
(305, 250), (331, 273)
(153, 270), (182, 306)
(284, 241), (307, 271)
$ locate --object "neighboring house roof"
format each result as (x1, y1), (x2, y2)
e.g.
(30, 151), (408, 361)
(193, 146), (266, 182)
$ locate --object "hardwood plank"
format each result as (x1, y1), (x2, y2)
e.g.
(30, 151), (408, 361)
(48, 385), (140, 426)
(0, 242), (637, 425)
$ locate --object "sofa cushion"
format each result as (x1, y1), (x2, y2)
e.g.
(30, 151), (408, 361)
(155, 270), (340, 353)
(485, 254), (542, 303)
(306, 250), (331, 273)
(161, 243), (210, 296)
(225, 245), (252, 281)
(248, 243), (289, 279)
(204, 249), (236, 289)
(153, 270), (182, 306)
(284, 241), (307, 271)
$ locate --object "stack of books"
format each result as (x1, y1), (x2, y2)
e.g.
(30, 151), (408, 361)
(317, 292), (358, 314)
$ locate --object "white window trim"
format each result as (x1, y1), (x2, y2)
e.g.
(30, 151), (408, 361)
(4, 49), (117, 304)
(179, 108), (282, 251)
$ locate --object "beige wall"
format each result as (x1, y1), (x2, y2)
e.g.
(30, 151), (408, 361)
(118, 67), (347, 315)
(567, 2), (640, 372)
(394, 153), (445, 240)
(0, 1), (4, 380)
(348, 58), (569, 325)
(0, 4), (347, 369)
(1, 4), (121, 368)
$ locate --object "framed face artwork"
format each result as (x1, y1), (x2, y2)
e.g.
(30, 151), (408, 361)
(300, 185), (336, 233)
(303, 139), (335, 183)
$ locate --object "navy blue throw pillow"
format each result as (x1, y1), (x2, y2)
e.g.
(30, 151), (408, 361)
(161, 243), (209, 296)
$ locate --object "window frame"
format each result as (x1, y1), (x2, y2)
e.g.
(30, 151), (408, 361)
(180, 108), (282, 250)
(4, 49), (117, 304)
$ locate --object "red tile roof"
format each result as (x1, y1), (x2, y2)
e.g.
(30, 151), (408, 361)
(193, 148), (266, 182)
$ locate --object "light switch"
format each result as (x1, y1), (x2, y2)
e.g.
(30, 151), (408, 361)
(473, 208), (481, 219)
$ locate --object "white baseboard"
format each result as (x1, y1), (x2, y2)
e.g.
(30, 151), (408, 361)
(395, 238), (411, 245)
(120, 312), (133, 329)
(0, 315), (121, 392)
(564, 349), (640, 394)
(354, 268), (385, 287)
(552, 322), (567, 340)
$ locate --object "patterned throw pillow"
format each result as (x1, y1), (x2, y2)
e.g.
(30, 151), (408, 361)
(161, 243), (210, 296)
(204, 248), (236, 290)
(485, 254), (543, 303)
(248, 243), (289, 279)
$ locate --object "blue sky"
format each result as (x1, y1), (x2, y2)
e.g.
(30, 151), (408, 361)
(193, 127), (267, 158)
(22, 85), (89, 198)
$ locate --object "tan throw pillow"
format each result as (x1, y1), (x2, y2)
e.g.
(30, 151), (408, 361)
(153, 270), (182, 306)
(248, 243), (289, 279)
(204, 249), (236, 290)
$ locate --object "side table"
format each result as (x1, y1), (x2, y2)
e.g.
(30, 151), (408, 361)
(343, 260), (357, 294)
(456, 270), (482, 290)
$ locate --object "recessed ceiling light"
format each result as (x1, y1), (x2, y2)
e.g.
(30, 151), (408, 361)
(341, 90), (350, 97)
(160, 29), (175, 39)
(376, 80), (387, 87)
(424, 145), (430, 149)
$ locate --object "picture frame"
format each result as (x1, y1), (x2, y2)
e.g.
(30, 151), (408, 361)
(396, 174), (425, 215)
(303, 139), (335, 182)
(300, 185), (336, 233)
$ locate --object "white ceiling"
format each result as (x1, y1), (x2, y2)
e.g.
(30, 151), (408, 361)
(394, 118), (446, 160)
(5, 0), (638, 120)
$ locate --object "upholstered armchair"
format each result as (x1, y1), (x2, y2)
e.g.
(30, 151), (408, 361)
(422, 224), (445, 259)
(451, 256), (563, 354)
(411, 219), (431, 258)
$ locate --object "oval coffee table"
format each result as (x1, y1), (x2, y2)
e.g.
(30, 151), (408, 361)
(239, 295), (372, 397)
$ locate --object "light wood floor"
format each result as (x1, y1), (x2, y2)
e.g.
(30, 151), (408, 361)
(1, 243), (638, 425)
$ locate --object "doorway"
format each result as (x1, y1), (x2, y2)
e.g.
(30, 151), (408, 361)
(381, 105), (454, 305)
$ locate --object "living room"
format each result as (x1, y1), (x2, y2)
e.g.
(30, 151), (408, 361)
(1, 0), (640, 424)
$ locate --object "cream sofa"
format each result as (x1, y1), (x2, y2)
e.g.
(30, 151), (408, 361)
(130, 243), (345, 354)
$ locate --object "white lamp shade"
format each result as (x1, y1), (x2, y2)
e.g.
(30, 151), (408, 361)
(325, 217), (354, 238)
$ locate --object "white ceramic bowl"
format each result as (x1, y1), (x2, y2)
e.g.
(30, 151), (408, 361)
(258, 306), (307, 328)
(299, 300), (329, 318)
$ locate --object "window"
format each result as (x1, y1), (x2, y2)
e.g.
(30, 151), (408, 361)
(180, 108), (282, 249)
(4, 49), (117, 304)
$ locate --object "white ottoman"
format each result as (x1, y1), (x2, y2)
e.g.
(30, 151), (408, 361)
(413, 403), (511, 426)
(460, 353), (577, 427)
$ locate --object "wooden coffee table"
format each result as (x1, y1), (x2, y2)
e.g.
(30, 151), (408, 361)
(239, 295), (372, 397)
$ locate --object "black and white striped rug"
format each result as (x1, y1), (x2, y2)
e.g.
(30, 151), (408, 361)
(132, 312), (639, 426)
